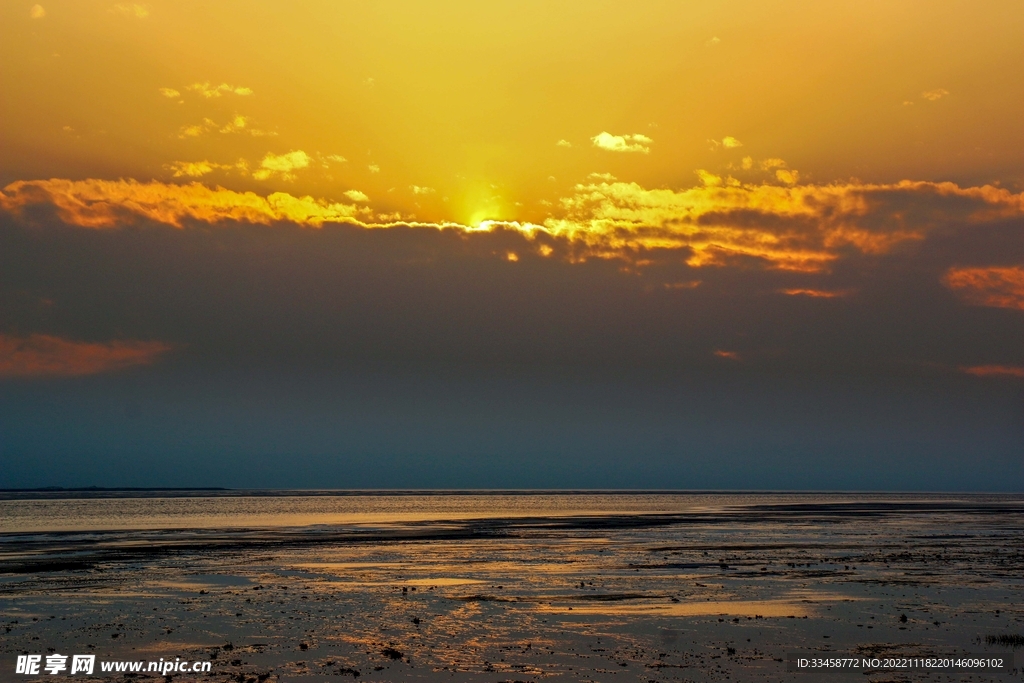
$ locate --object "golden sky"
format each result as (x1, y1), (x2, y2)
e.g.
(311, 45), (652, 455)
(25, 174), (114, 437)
(1, 0), (1024, 390)
(2, 2), (1024, 488)
(4, 0), (1023, 229)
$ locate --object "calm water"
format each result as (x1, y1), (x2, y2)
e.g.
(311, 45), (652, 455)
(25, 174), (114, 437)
(0, 490), (1018, 533)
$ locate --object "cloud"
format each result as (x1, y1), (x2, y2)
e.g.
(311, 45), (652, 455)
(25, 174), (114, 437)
(186, 82), (254, 98)
(344, 190), (369, 202)
(543, 178), (1024, 270)
(775, 169), (800, 185)
(705, 36), (721, 46)
(220, 115), (248, 133)
(714, 350), (741, 360)
(252, 150), (311, 181)
(0, 179), (363, 228)
(30, 4), (45, 19)
(721, 136), (742, 148)
(591, 132), (652, 154)
(166, 160), (232, 178)
(177, 122), (209, 138)
(368, 164), (380, 173)
(110, 3), (149, 18)
(410, 185), (435, 195)
(178, 116), (275, 139)
(158, 87), (180, 99)
(556, 139), (572, 148)
(0, 334), (170, 377)
(960, 365), (1024, 379)
(944, 266), (1024, 311)
(588, 173), (617, 182)
(326, 155), (347, 164)
(4, 177), (1024, 279)
(921, 88), (950, 101)
(778, 288), (852, 298)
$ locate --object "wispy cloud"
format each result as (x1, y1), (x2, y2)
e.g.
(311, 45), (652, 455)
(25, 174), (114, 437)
(960, 365), (1024, 379)
(158, 87), (180, 99)
(110, 3), (149, 18)
(556, 139), (572, 148)
(178, 117), (275, 139)
(921, 88), (950, 101)
(186, 82), (254, 98)
(721, 136), (742, 148)
(591, 132), (652, 154)
(778, 288), (852, 298)
(944, 266), (1024, 311)
(166, 160), (231, 178)
(344, 190), (369, 202)
(410, 185), (435, 195)
(0, 334), (170, 377)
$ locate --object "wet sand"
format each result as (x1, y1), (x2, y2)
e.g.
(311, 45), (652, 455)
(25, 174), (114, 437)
(1, 494), (1022, 681)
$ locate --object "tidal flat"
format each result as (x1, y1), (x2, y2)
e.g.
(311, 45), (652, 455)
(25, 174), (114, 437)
(1, 492), (1022, 682)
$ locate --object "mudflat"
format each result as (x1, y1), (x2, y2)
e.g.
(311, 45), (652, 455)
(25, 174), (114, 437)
(1, 492), (1022, 681)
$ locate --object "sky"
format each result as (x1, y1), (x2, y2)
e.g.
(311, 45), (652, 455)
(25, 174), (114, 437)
(1, 0), (1022, 490)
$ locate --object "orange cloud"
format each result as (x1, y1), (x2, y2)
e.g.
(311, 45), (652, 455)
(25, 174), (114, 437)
(779, 288), (852, 298)
(545, 178), (1024, 271)
(960, 365), (1024, 379)
(0, 334), (171, 377)
(3, 177), (1024, 274)
(944, 266), (1024, 311)
(714, 350), (741, 360)
(0, 178), (364, 228)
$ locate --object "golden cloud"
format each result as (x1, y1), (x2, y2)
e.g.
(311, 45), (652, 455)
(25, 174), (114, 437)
(110, 3), (149, 18)
(591, 132), (652, 154)
(186, 82), (253, 98)
(921, 88), (950, 101)
(30, 4), (45, 19)
(166, 160), (231, 178)
(0, 334), (171, 377)
(543, 178), (1024, 271)
(178, 117), (275, 139)
(253, 150), (311, 181)
(3, 177), (1023, 275)
(944, 266), (1024, 311)
(0, 179), (363, 228)
(158, 87), (180, 99)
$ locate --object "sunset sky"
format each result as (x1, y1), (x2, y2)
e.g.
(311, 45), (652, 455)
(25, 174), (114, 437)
(1, 1), (1022, 489)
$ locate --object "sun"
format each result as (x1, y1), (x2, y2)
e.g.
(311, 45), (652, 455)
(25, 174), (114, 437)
(458, 182), (509, 227)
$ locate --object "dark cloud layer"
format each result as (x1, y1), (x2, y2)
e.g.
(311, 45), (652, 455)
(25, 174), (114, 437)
(0, 185), (1022, 489)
